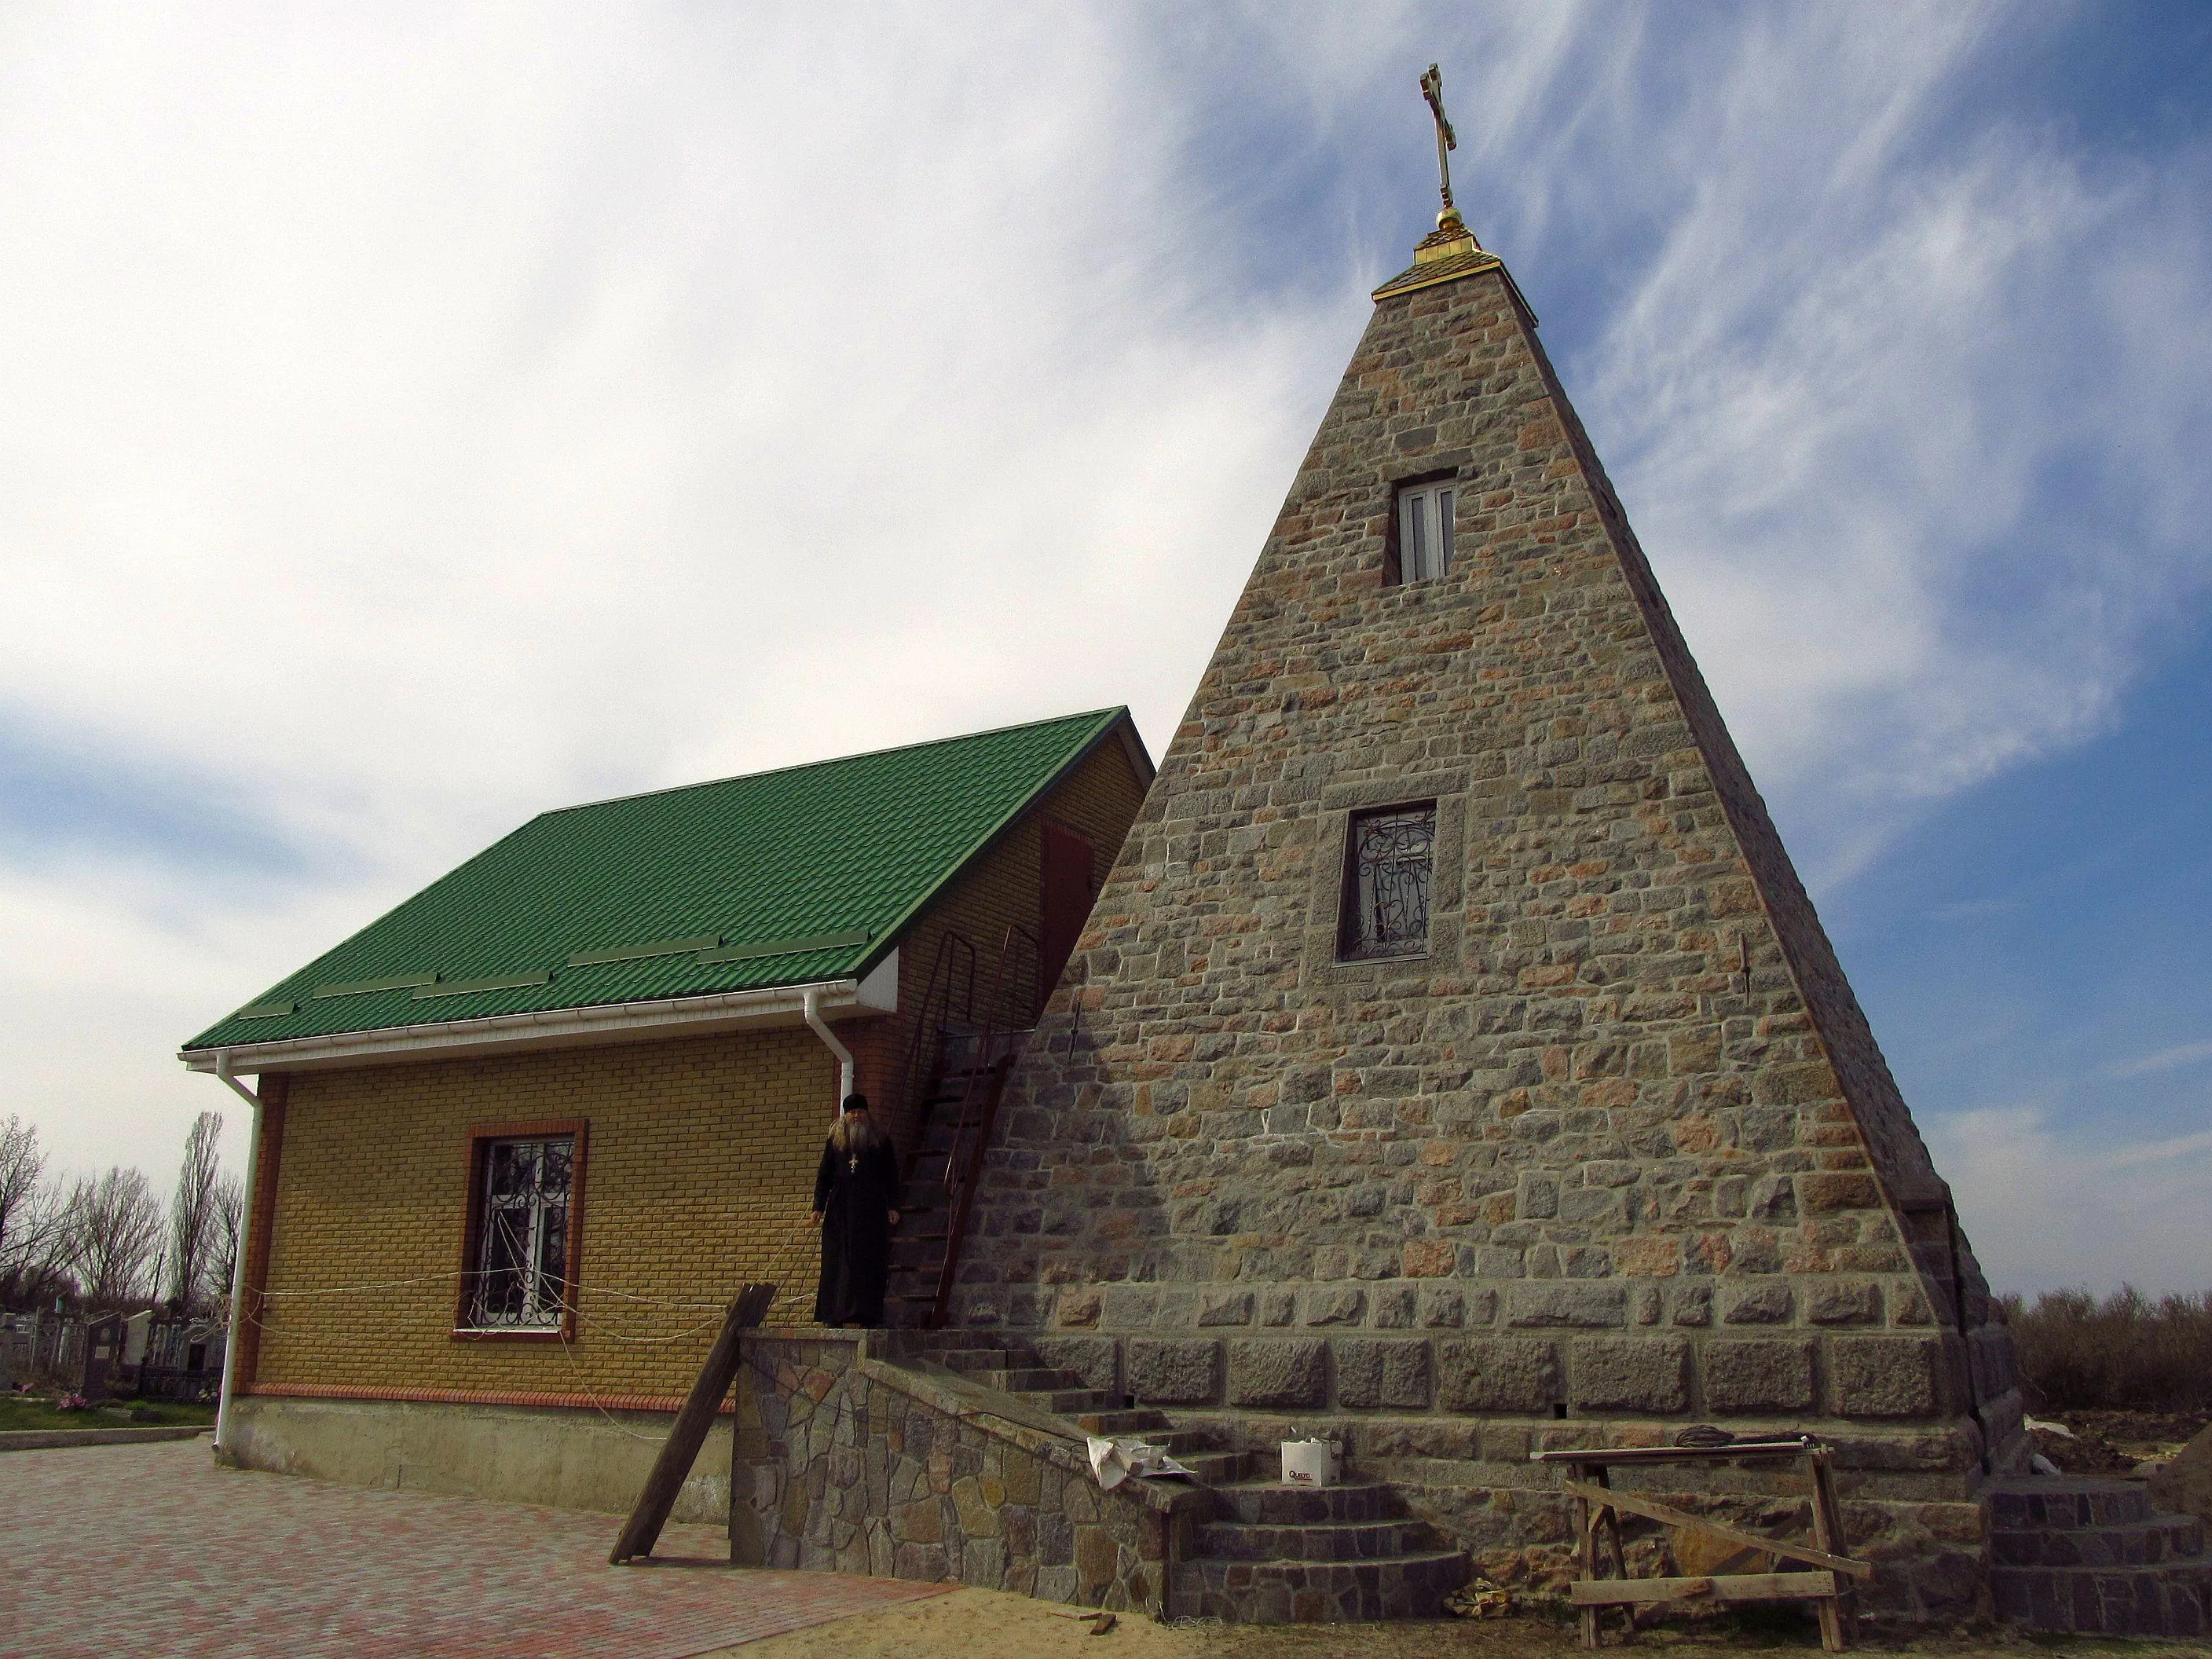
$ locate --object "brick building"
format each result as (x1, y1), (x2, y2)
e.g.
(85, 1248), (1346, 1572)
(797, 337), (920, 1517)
(181, 709), (1150, 1518)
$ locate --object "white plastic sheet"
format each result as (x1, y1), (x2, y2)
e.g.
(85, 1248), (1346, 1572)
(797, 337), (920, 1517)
(1086, 1435), (1194, 1487)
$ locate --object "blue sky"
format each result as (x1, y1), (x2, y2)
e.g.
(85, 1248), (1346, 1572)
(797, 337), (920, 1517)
(0, 4), (2205, 1293)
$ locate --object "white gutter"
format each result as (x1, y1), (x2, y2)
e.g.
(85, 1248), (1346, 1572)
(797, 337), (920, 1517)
(211, 1053), (265, 1462)
(802, 987), (855, 1117)
(181, 954), (896, 1078)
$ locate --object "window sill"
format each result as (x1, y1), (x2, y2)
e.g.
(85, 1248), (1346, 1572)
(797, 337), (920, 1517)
(1337, 948), (1433, 965)
(449, 1326), (569, 1343)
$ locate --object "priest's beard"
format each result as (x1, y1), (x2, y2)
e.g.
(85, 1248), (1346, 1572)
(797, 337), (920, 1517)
(830, 1112), (884, 1155)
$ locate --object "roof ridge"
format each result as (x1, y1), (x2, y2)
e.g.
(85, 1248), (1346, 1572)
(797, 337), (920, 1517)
(537, 706), (1127, 819)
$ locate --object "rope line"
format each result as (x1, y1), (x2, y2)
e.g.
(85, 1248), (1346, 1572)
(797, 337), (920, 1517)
(241, 1213), (825, 1353)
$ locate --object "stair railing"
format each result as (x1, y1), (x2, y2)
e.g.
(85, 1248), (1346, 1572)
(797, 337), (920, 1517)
(928, 923), (1042, 1328)
(895, 930), (979, 1169)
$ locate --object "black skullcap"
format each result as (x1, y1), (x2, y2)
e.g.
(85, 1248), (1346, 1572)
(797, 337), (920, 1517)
(841, 1093), (870, 1113)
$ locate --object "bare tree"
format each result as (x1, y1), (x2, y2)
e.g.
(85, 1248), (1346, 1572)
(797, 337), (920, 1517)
(210, 1171), (246, 1317)
(168, 1111), (223, 1311)
(64, 1166), (165, 1309)
(0, 1116), (69, 1309)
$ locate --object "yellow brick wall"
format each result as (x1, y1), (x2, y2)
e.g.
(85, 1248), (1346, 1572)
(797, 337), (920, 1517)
(250, 727), (1149, 1401)
(255, 1025), (837, 1398)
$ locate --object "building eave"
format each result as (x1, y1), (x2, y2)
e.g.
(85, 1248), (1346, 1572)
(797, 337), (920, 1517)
(180, 950), (898, 1077)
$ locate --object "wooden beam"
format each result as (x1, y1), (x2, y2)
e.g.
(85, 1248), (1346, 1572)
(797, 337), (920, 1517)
(1571, 1571), (1840, 1607)
(1559, 1480), (1872, 1580)
(609, 1283), (775, 1565)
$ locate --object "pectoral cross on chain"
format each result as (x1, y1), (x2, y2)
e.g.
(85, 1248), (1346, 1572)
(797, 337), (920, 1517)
(1420, 62), (1459, 221)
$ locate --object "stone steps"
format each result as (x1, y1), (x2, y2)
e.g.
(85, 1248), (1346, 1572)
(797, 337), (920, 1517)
(1177, 1476), (1470, 1621)
(1072, 1406), (1169, 1434)
(1172, 1448), (1253, 1483)
(1983, 1478), (2210, 1637)
(1170, 1551), (1471, 1624)
(1211, 1478), (1394, 1525)
(1993, 1514), (2205, 1569)
(890, 1334), (1471, 1624)
(1001, 1388), (1106, 1415)
(966, 1367), (1078, 1393)
(1195, 1519), (1433, 1562)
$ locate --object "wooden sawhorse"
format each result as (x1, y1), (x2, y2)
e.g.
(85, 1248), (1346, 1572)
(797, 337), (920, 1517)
(1532, 1435), (1871, 1652)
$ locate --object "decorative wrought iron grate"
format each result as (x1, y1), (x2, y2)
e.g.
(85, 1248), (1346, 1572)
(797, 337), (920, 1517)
(1342, 804), (1437, 959)
(467, 1136), (573, 1328)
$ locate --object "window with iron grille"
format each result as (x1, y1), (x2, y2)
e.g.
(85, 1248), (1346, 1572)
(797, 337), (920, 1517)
(1339, 804), (1437, 960)
(463, 1135), (575, 1330)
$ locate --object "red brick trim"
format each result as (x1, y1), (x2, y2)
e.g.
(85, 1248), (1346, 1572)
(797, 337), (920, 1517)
(235, 1075), (289, 1392)
(244, 1380), (734, 1414)
(451, 1119), (589, 1342)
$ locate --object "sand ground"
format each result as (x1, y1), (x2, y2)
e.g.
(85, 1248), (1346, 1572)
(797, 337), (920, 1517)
(710, 1587), (2212, 1659)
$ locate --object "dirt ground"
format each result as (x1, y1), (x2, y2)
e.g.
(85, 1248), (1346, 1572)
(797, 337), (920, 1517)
(715, 1586), (2212, 1659)
(2031, 1412), (2211, 1478)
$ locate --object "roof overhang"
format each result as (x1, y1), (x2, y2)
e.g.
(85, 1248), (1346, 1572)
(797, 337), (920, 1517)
(181, 950), (898, 1078)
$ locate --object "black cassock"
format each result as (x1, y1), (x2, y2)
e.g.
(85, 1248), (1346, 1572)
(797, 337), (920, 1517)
(813, 1134), (900, 1326)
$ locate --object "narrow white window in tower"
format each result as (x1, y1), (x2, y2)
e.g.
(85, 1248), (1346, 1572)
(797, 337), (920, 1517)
(1397, 480), (1455, 584)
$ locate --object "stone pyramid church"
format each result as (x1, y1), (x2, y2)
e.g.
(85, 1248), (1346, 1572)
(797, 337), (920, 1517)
(937, 172), (2029, 1609)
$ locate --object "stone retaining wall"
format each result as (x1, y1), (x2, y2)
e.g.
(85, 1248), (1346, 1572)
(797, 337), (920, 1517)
(731, 1332), (1204, 1613)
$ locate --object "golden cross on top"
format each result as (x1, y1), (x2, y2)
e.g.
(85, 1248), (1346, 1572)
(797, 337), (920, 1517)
(1419, 62), (1459, 225)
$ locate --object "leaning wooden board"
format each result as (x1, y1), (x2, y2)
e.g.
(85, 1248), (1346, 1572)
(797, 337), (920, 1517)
(609, 1281), (776, 1566)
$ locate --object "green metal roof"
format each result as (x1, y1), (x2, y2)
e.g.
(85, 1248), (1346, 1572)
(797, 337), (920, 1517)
(184, 708), (1136, 1053)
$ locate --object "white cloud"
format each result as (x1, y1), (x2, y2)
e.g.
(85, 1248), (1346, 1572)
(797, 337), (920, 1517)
(2109, 1041), (2212, 1081)
(0, 5), (1346, 1182)
(1513, 9), (2212, 883)
(1927, 1104), (2212, 1295)
(1, 2), (2208, 1221)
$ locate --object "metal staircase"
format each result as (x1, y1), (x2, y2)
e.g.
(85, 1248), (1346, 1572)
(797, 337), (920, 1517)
(886, 925), (1040, 1328)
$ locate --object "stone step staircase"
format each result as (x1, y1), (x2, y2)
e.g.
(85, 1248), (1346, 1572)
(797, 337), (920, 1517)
(1986, 1477), (2210, 1636)
(1177, 1478), (1472, 1623)
(904, 1333), (1470, 1622)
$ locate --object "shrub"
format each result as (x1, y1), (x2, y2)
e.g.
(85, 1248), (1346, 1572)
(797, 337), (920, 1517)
(2001, 1286), (2212, 1412)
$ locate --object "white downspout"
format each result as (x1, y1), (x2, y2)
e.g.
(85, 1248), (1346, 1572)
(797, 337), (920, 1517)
(801, 988), (854, 1116)
(211, 1053), (265, 1462)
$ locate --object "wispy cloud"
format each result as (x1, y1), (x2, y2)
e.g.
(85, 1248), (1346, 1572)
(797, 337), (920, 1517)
(2109, 1040), (2212, 1080)
(1928, 1103), (2212, 1295)
(1508, 8), (2212, 884)
(2, 2), (2208, 1245)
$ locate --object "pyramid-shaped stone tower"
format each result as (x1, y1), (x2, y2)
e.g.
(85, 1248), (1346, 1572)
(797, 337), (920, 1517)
(951, 205), (2026, 1614)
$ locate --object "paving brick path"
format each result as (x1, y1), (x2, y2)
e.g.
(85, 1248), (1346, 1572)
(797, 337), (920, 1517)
(0, 1438), (946, 1657)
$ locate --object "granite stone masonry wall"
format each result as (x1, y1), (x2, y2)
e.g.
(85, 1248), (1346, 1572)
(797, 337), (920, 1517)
(943, 255), (2023, 1621)
(732, 1333), (1200, 1612)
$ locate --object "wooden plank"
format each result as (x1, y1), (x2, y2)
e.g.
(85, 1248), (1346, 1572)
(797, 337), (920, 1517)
(1596, 1467), (1634, 1643)
(609, 1283), (773, 1565)
(1576, 1478), (1599, 1650)
(1572, 1572), (1839, 1606)
(1533, 1439), (1819, 1465)
(1809, 1453), (1856, 1650)
(1561, 1480), (1873, 1580)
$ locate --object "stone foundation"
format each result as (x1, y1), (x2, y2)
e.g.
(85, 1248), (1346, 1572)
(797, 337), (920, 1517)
(975, 1328), (2007, 1620)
